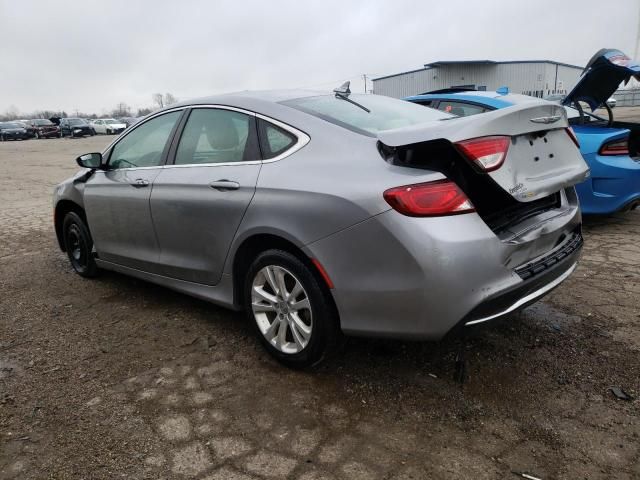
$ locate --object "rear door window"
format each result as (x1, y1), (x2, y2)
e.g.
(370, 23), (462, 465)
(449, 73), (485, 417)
(174, 108), (259, 165)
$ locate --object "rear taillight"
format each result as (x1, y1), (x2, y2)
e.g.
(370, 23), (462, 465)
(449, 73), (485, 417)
(599, 138), (629, 156)
(383, 180), (475, 217)
(454, 136), (510, 172)
(565, 127), (580, 149)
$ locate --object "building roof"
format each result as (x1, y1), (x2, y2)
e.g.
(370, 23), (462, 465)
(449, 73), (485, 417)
(373, 59), (584, 81)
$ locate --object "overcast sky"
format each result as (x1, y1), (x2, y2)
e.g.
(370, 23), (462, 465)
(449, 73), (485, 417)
(0, 0), (638, 115)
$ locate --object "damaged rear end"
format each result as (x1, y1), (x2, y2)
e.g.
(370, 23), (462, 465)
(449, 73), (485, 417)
(377, 102), (589, 331)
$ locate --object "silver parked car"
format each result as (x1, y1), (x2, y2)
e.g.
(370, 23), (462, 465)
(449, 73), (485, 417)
(53, 85), (589, 367)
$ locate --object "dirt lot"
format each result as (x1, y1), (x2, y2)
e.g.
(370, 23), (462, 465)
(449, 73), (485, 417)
(0, 131), (639, 480)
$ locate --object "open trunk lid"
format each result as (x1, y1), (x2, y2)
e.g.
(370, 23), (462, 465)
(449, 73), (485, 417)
(563, 48), (640, 111)
(378, 101), (589, 203)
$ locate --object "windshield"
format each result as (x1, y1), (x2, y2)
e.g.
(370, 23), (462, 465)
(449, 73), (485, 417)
(32, 119), (53, 126)
(1, 123), (23, 128)
(68, 118), (87, 126)
(105, 119), (118, 124)
(282, 94), (451, 136)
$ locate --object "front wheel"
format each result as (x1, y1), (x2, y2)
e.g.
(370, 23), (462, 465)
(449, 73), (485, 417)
(62, 212), (98, 278)
(244, 250), (339, 368)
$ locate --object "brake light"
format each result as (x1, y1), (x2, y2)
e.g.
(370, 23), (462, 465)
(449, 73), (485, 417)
(565, 127), (580, 149)
(599, 138), (629, 156)
(383, 180), (475, 217)
(454, 136), (510, 172)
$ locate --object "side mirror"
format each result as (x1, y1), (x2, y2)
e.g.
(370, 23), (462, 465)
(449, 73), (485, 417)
(76, 152), (103, 169)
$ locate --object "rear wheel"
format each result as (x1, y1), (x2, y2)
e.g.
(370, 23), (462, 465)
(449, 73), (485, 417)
(62, 212), (98, 278)
(244, 250), (339, 368)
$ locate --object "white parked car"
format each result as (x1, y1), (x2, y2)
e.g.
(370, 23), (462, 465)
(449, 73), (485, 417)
(91, 118), (127, 135)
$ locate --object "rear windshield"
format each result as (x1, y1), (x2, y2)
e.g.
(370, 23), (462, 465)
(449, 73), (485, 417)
(32, 119), (53, 126)
(1, 123), (22, 128)
(282, 94), (450, 136)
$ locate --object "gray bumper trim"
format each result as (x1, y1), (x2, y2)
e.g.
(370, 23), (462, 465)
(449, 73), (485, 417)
(464, 262), (577, 326)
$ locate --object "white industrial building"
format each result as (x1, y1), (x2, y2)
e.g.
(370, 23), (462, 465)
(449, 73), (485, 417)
(372, 60), (584, 99)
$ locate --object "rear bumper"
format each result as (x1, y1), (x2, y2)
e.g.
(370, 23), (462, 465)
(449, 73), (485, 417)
(459, 232), (581, 330)
(305, 193), (582, 340)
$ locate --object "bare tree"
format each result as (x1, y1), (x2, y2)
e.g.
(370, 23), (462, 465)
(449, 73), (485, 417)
(164, 93), (177, 106)
(152, 93), (164, 109)
(111, 102), (131, 118)
(4, 105), (20, 120)
(136, 107), (153, 117)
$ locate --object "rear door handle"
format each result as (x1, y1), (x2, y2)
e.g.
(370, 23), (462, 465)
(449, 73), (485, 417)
(131, 178), (149, 188)
(209, 180), (240, 191)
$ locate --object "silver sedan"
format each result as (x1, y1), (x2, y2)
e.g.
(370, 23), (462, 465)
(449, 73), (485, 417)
(53, 86), (589, 367)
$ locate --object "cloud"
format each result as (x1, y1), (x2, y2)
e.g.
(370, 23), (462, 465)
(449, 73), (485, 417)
(0, 0), (637, 114)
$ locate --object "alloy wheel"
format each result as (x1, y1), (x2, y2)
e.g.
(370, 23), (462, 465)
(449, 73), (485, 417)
(251, 265), (313, 354)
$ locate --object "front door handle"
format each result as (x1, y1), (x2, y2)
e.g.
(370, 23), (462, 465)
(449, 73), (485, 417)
(131, 178), (149, 188)
(209, 180), (240, 191)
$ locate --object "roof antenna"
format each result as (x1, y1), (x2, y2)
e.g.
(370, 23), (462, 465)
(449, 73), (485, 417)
(333, 81), (351, 96)
(333, 81), (370, 113)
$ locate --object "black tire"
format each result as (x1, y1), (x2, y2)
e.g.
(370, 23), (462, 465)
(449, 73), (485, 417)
(244, 249), (339, 368)
(62, 212), (98, 278)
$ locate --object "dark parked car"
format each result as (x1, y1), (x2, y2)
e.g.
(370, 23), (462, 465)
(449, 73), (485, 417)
(29, 119), (60, 139)
(16, 120), (37, 138)
(0, 122), (29, 141)
(59, 118), (95, 138)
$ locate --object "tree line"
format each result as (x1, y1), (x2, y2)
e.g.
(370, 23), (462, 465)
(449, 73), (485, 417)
(0, 93), (178, 122)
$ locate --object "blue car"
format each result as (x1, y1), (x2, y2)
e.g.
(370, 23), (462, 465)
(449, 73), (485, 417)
(405, 49), (640, 215)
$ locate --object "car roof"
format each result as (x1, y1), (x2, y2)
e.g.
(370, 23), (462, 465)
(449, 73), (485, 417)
(151, 89), (348, 131)
(404, 91), (540, 109)
(173, 89), (327, 107)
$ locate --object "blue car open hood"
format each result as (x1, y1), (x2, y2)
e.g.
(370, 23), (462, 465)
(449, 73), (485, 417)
(564, 48), (640, 110)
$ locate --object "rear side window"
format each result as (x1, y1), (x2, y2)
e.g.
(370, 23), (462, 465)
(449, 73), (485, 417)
(258, 119), (296, 159)
(174, 108), (259, 165)
(436, 101), (487, 117)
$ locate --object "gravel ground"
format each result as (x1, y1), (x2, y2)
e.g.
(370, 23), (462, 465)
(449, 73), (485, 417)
(0, 133), (639, 480)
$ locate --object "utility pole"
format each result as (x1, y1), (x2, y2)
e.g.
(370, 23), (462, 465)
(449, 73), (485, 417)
(363, 74), (367, 94)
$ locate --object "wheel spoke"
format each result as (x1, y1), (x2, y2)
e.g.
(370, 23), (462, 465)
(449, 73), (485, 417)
(275, 268), (288, 299)
(253, 285), (278, 304)
(264, 267), (280, 295)
(276, 319), (288, 349)
(290, 297), (310, 312)
(289, 281), (303, 300)
(264, 318), (280, 342)
(290, 319), (306, 350)
(289, 312), (311, 340)
(252, 302), (276, 313)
